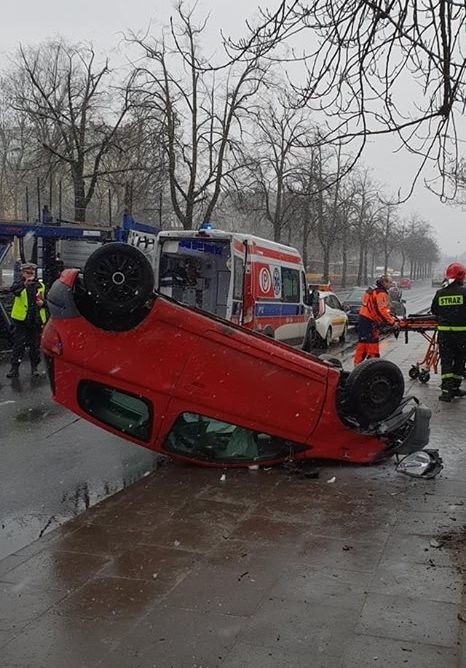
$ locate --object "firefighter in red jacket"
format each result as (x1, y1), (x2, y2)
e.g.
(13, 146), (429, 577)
(354, 275), (398, 365)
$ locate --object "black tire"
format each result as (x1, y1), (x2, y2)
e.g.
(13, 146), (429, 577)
(343, 359), (405, 425)
(83, 243), (154, 314)
(321, 327), (332, 349)
(302, 322), (316, 352)
(339, 324), (348, 343)
(408, 366), (419, 380)
(419, 371), (430, 383)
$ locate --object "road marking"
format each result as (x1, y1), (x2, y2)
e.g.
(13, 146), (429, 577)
(0, 400), (16, 407)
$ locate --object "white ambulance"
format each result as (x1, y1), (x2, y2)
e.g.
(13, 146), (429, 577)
(127, 227), (315, 347)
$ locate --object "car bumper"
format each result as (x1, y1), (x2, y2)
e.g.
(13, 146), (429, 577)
(375, 397), (431, 456)
(347, 313), (359, 325)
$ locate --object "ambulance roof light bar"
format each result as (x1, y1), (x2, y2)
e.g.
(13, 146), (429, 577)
(197, 219), (213, 236)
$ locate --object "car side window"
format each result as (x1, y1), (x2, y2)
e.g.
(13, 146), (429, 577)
(326, 295), (341, 310)
(332, 296), (343, 310)
(77, 381), (152, 441)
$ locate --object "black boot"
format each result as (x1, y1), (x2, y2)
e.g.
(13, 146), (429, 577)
(6, 366), (19, 378)
(452, 387), (466, 398)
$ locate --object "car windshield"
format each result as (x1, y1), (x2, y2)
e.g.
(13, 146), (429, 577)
(346, 289), (365, 302)
(164, 412), (306, 463)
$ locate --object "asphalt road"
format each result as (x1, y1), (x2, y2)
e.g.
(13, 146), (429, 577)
(0, 280), (435, 561)
(0, 369), (159, 560)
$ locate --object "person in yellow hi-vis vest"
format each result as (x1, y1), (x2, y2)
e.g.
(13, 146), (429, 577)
(6, 262), (47, 379)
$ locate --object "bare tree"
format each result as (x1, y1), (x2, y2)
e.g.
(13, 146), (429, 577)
(402, 218), (440, 278)
(96, 107), (168, 226)
(241, 97), (310, 242)
(7, 40), (132, 222)
(0, 107), (32, 218)
(377, 203), (401, 275)
(311, 142), (355, 281)
(226, 1), (466, 198)
(129, 3), (267, 230)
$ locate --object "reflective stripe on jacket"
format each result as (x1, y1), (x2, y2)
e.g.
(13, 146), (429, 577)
(11, 282), (47, 324)
(359, 286), (395, 326)
(431, 282), (466, 331)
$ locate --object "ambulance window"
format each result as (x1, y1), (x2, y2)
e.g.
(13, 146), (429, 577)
(282, 268), (300, 302)
(233, 256), (244, 300)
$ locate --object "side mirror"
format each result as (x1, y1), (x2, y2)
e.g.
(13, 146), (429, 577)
(303, 290), (312, 306)
(396, 449), (443, 479)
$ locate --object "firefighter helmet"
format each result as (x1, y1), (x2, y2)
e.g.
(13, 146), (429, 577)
(444, 262), (466, 284)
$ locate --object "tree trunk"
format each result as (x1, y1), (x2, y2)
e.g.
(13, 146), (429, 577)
(341, 236), (348, 288)
(273, 219), (281, 243)
(357, 240), (364, 284)
(124, 182), (134, 214)
(301, 212), (310, 270)
(363, 246), (368, 285)
(322, 246), (331, 282)
(74, 178), (87, 222)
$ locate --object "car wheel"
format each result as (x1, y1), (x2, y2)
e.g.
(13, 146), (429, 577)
(343, 359), (404, 425)
(302, 322), (316, 352)
(339, 324), (348, 343)
(321, 327), (332, 348)
(83, 242), (154, 314)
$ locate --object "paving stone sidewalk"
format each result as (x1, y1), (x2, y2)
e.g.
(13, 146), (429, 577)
(0, 337), (464, 667)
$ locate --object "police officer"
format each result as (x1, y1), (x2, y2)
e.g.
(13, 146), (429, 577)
(354, 275), (399, 365)
(6, 262), (47, 379)
(431, 262), (466, 402)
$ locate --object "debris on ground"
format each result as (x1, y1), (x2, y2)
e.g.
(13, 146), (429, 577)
(281, 461), (320, 479)
(429, 538), (443, 549)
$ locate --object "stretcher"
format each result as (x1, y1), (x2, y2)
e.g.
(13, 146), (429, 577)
(398, 315), (438, 383)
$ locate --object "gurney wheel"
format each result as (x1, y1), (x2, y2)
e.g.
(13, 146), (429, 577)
(408, 365), (419, 380)
(419, 370), (430, 383)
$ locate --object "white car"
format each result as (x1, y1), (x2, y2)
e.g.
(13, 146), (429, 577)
(315, 291), (349, 347)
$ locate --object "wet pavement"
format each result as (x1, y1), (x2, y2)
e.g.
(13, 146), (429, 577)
(0, 363), (159, 560)
(0, 280), (464, 666)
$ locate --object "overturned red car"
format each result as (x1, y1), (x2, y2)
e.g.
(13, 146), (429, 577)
(41, 243), (431, 468)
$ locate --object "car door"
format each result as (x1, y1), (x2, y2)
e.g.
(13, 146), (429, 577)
(326, 294), (346, 338)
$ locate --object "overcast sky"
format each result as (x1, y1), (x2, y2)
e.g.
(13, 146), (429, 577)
(1, 0), (464, 257)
